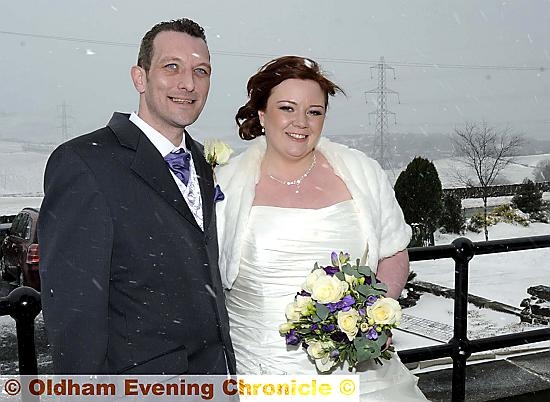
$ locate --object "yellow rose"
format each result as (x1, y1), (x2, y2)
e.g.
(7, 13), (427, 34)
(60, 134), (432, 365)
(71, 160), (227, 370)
(204, 139), (233, 166)
(337, 308), (360, 341)
(310, 275), (349, 304)
(366, 297), (402, 326)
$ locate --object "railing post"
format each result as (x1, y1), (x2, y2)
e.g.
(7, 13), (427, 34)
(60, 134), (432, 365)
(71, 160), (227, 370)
(3, 287), (42, 375)
(449, 237), (475, 402)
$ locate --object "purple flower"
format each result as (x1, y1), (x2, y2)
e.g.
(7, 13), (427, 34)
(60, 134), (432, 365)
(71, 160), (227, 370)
(340, 295), (355, 309)
(358, 308), (366, 316)
(367, 328), (379, 340)
(327, 295), (356, 313)
(322, 324), (336, 332)
(366, 295), (378, 306)
(311, 324), (319, 331)
(330, 331), (348, 343)
(214, 184), (225, 202)
(285, 329), (301, 346)
(330, 349), (340, 358)
(323, 266), (340, 276)
(331, 251), (339, 266)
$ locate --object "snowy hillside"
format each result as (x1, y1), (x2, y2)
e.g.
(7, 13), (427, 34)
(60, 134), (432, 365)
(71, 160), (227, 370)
(1, 139), (549, 215)
(0, 141), (49, 196)
(432, 153), (550, 188)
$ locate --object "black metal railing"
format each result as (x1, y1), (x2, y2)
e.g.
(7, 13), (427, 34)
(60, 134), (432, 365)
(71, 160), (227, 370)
(398, 235), (550, 402)
(0, 286), (42, 374)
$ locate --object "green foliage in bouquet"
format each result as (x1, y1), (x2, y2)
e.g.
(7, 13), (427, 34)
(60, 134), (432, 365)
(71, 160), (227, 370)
(279, 252), (402, 372)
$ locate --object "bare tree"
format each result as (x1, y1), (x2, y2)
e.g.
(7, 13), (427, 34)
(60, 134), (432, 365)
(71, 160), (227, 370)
(451, 121), (524, 240)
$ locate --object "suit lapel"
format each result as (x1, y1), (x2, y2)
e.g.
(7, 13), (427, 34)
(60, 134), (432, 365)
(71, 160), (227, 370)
(109, 113), (201, 229)
(187, 133), (214, 232)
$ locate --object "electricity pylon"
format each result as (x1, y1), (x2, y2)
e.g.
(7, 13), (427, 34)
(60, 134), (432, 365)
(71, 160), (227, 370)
(365, 56), (400, 170)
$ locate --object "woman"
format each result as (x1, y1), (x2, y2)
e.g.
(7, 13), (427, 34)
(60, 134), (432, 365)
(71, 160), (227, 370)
(216, 56), (427, 400)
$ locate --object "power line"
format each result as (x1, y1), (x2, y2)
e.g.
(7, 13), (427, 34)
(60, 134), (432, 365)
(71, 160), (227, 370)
(1, 30), (547, 72)
(0, 30), (136, 48)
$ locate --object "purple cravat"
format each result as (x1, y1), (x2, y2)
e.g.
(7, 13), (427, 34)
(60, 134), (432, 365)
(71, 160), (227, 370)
(164, 148), (191, 186)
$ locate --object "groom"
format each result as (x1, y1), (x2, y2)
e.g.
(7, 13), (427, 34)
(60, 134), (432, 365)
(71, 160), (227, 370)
(39, 18), (235, 374)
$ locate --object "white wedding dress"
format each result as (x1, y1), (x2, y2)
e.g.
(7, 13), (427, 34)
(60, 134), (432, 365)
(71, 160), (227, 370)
(225, 200), (428, 401)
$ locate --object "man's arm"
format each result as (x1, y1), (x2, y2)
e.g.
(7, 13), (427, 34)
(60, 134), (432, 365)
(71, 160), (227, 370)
(39, 145), (112, 373)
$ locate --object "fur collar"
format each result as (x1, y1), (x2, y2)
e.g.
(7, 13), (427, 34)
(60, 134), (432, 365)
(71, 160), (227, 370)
(216, 136), (411, 289)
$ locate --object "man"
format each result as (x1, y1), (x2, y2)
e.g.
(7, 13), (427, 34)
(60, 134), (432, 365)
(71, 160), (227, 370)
(39, 18), (235, 375)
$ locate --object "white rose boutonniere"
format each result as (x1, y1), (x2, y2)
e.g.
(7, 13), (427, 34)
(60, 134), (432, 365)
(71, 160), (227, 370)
(204, 139), (233, 202)
(204, 139), (234, 168)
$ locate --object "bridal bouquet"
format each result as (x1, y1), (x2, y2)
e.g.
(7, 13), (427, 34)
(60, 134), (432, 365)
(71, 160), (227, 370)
(279, 251), (402, 372)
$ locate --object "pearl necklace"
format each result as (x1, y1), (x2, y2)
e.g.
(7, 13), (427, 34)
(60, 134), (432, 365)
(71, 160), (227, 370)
(268, 153), (317, 194)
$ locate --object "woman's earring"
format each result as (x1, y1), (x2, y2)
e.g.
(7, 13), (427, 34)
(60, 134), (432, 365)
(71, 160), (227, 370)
(261, 126), (265, 133)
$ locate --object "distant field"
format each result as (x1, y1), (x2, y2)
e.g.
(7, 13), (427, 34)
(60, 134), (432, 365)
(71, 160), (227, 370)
(1, 139), (549, 199)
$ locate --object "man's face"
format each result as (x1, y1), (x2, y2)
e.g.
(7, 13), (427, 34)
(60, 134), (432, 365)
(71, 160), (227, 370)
(132, 30), (211, 142)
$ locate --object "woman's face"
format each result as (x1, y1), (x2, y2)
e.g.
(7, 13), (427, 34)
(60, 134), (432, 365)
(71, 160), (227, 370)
(258, 78), (326, 161)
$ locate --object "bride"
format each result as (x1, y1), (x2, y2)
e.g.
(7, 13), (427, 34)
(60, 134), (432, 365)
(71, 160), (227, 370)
(216, 56), (427, 401)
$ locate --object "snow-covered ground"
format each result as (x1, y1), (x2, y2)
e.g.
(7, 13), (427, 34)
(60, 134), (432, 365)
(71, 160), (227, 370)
(0, 142), (49, 196)
(395, 222), (550, 355)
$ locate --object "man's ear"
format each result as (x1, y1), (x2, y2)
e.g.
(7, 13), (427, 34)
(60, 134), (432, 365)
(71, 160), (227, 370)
(130, 65), (146, 94)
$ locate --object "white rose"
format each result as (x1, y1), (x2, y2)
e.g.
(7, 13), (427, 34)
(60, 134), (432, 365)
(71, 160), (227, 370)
(285, 301), (301, 322)
(314, 356), (335, 372)
(279, 322), (294, 334)
(295, 295), (313, 315)
(303, 269), (326, 293)
(310, 275), (349, 304)
(306, 340), (326, 359)
(366, 297), (402, 326)
(204, 139), (233, 165)
(337, 308), (360, 341)
(307, 341), (335, 372)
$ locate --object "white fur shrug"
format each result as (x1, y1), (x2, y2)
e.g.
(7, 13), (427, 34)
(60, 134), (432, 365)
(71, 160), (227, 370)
(216, 136), (412, 290)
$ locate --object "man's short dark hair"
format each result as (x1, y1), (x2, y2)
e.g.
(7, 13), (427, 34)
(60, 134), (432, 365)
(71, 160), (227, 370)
(137, 18), (207, 72)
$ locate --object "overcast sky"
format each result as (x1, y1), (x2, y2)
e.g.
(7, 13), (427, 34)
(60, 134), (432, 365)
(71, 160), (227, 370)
(1, 0), (549, 147)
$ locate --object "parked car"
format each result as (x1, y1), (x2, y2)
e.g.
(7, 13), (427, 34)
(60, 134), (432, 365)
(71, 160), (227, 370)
(0, 222), (12, 262)
(0, 222), (12, 238)
(0, 208), (40, 291)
